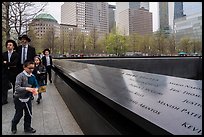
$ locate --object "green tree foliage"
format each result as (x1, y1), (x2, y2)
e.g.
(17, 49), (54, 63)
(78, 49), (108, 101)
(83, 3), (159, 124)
(106, 32), (127, 56)
(178, 37), (191, 53)
(190, 39), (202, 54)
(128, 33), (141, 53)
(167, 34), (176, 56)
(154, 30), (167, 55)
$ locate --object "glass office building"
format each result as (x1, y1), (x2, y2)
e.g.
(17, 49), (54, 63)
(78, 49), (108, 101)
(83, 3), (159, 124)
(174, 2), (202, 42)
(174, 2), (184, 19)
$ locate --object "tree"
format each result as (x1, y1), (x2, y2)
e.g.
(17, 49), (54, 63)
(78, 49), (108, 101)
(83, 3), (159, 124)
(41, 28), (55, 53)
(128, 33), (140, 53)
(67, 32), (73, 54)
(178, 37), (191, 53)
(167, 34), (176, 56)
(60, 31), (65, 54)
(154, 29), (166, 55)
(2, 2), (11, 41)
(140, 35), (152, 55)
(60, 30), (70, 55)
(72, 29), (78, 53)
(97, 33), (108, 55)
(4, 2), (47, 38)
(106, 31), (127, 56)
(90, 26), (99, 53)
(75, 32), (86, 54)
(190, 39), (202, 54)
(28, 26), (40, 52)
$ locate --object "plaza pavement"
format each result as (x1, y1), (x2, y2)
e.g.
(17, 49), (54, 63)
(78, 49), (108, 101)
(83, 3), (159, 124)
(2, 81), (84, 135)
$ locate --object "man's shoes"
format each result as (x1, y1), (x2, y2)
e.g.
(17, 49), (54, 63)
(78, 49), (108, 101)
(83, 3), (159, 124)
(11, 124), (17, 134)
(24, 127), (36, 133)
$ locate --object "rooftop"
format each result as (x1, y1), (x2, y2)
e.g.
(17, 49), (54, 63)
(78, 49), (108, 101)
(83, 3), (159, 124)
(34, 13), (57, 22)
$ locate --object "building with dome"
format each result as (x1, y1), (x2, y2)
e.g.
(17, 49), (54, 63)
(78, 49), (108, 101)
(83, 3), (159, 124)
(29, 13), (60, 39)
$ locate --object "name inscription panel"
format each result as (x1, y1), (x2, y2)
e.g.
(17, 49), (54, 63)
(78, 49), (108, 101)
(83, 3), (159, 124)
(54, 60), (202, 135)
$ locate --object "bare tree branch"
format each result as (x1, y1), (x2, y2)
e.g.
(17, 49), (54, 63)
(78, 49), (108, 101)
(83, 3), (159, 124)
(4, 2), (48, 38)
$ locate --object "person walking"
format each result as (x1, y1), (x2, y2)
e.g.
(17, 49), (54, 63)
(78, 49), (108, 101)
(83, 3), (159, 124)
(33, 56), (47, 104)
(42, 48), (53, 84)
(16, 34), (36, 74)
(11, 60), (38, 134)
(2, 58), (9, 105)
(2, 40), (19, 96)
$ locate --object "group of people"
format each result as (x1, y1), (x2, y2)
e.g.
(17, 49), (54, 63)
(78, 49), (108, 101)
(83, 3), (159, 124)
(2, 34), (53, 134)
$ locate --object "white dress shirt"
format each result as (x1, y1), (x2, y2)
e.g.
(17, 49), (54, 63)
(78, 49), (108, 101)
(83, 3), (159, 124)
(8, 50), (13, 62)
(46, 55), (51, 66)
(21, 45), (28, 64)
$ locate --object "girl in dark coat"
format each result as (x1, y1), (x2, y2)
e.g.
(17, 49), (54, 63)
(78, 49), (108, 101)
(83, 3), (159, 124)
(33, 56), (46, 104)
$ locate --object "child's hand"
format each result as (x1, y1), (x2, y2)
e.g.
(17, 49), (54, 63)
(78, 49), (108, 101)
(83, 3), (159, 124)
(33, 88), (38, 96)
(26, 87), (38, 95)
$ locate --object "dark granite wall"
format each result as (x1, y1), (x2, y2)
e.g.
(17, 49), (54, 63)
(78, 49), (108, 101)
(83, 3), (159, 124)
(69, 57), (202, 80)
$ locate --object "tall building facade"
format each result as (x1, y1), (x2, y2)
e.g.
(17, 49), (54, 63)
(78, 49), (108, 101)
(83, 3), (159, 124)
(118, 8), (152, 36)
(174, 13), (202, 42)
(116, 2), (151, 35)
(173, 2), (202, 42)
(116, 2), (149, 26)
(108, 4), (116, 33)
(174, 2), (184, 19)
(158, 2), (169, 31)
(29, 13), (60, 39)
(61, 2), (109, 38)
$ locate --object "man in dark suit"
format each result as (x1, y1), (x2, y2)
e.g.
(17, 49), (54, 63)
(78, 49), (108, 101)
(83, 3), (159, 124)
(42, 48), (53, 83)
(2, 40), (19, 97)
(16, 34), (36, 74)
(2, 58), (9, 105)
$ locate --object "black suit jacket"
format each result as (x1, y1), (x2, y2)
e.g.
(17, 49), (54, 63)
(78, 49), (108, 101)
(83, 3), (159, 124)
(2, 51), (19, 77)
(16, 45), (36, 73)
(16, 45), (36, 63)
(42, 55), (53, 67)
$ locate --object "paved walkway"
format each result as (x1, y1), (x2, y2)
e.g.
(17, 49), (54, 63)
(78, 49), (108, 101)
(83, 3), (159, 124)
(2, 82), (84, 135)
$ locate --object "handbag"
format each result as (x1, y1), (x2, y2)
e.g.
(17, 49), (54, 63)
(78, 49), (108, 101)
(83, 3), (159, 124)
(38, 85), (46, 93)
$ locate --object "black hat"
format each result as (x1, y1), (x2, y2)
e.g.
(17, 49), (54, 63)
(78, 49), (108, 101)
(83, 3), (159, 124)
(5, 39), (18, 50)
(18, 34), (31, 42)
(43, 48), (51, 54)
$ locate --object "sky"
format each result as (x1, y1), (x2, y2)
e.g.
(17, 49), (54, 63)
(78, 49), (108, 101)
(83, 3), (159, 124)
(43, 2), (158, 31)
